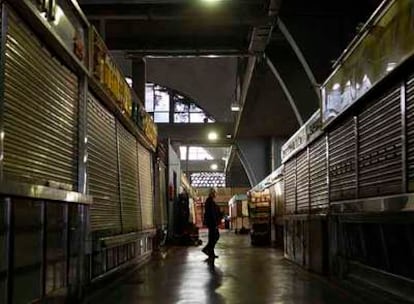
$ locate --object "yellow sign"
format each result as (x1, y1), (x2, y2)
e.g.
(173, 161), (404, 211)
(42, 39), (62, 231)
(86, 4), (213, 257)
(92, 28), (132, 116)
(143, 113), (158, 148)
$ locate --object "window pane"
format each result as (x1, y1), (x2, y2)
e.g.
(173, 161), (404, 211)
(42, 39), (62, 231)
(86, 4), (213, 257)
(175, 102), (188, 112)
(189, 103), (202, 112)
(190, 113), (206, 123)
(180, 146), (187, 160)
(188, 147), (213, 160)
(191, 172), (226, 188)
(174, 112), (189, 123)
(154, 91), (170, 111)
(145, 84), (154, 112)
(154, 112), (169, 123)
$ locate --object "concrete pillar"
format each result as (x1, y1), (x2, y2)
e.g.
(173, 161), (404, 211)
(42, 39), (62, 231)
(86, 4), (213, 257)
(271, 137), (285, 170)
(132, 58), (146, 103)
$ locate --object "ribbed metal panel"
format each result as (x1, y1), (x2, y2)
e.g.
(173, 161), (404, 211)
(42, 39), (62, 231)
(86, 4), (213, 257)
(118, 122), (141, 232)
(87, 94), (121, 233)
(3, 10), (78, 189)
(296, 150), (309, 213)
(153, 162), (163, 227)
(137, 143), (154, 229)
(309, 136), (328, 211)
(407, 75), (414, 191)
(358, 86), (402, 197)
(329, 117), (356, 201)
(284, 158), (296, 214)
(159, 164), (167, 226)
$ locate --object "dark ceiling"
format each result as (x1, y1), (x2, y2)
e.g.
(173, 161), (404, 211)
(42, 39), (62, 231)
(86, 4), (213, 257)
(80, 0), (276, 55)
(79, 0), (383, 187)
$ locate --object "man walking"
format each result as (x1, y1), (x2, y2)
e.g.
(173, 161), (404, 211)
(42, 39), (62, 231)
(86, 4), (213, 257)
(202, 188), (221, 259)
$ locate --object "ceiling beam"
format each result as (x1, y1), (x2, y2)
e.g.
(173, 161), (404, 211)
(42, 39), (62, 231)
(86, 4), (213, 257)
(277, 18), (320, 98)
(233, 55), (256, 139)
(265, 55), (304, 126)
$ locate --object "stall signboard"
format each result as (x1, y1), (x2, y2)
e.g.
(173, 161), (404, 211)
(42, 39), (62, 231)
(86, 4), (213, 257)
(30, 0), (87, 65)
(321, 0), (414, 124)
(281, 110), (322, 163)
(281, 125), (307, 162)
(143, 113), (158, 148)
(91, 28), (132, 117)
(305, 111), (322, 142)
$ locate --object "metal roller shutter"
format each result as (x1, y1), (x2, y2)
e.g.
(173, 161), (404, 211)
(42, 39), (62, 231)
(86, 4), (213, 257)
(87, 94), (121, 233)
(309, 136), (328, 211)
(137, 143), (154, 230)
(153, 162), (162, 227)
(159, 163), (167, 226)
(329, 117), (356, 201)
(284, 158), (296, 214)
(117, 122), (141, 232)
(358, 86), (402, 197)
(296, 150), (309, 213)
(407, 75), (414, 191)
(3, 9), (78, 189)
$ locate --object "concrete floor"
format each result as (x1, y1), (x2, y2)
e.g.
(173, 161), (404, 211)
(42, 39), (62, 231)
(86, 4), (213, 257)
(85, 230), (363, 304)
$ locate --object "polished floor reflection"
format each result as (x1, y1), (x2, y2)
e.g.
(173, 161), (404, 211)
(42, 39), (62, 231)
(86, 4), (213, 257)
(85, 230), (362, 304)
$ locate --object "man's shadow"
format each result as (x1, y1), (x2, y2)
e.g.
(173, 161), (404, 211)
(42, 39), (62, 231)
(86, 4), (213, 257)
(204, 258), (225, 304)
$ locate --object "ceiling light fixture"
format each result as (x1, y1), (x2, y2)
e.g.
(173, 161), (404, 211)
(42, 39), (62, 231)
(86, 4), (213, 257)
(231, 102), (240, 112)
(211, 163), (218, 170)
(208, 131), (218, 141)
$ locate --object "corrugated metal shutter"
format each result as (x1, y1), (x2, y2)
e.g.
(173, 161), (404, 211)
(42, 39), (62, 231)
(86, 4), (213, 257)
(159, 163), (167, 226)
(153, 162), (162, 227)
(296, 150), (309, 213)
(117, 122), (141, 232)
(3, 9), (78, 189)
(329, 117), (356, 201)
(358, 86), (402, 197)
(137, 143), (154, 230)
(87, 93), (121, 233)
(407, 75), (414, 191)
(309, 136), (328, 211)
(284, 158), (296, 214)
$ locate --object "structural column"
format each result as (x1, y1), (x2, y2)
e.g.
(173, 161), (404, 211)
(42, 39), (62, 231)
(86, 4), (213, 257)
(270, 137), (284, 171)
(132, 57), (147, 103)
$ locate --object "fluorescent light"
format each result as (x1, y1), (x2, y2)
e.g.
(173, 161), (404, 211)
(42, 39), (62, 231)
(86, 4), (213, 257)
(211, 163), (218, 170)
(231, 105), (240, 112)
(208, 131), (218, 141)
(386, 62), (396, 72)
(226, 134), (232, 139)
(332, 83), (340, 90)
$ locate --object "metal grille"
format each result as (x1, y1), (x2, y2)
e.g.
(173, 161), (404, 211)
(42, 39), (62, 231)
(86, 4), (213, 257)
(309, 136), (328, 211)
(329, 117), (356, 201)
(87, 94), (121, 233)
(358, 86), (402, 197)
(296, 149), (309, 213)
(117, 122), (141, 232)
(284, 158), (296, 214)
(3, 9), (78, 189)
(407, 75), (414, 191)
(137, 143), (154, 230)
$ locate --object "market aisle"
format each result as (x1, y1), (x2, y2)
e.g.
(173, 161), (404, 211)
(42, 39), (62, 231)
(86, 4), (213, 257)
(84, 230), (362, 304)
